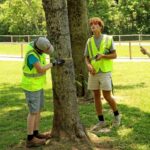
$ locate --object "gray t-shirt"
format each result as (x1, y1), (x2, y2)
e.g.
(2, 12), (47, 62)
(84, 34), (115, 57)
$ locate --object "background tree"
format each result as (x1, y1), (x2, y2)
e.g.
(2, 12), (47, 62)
(0, 0), (150, 35)
(67, 0), (92, 100)
(0, 0), (46, 35)
(42, 0), (92, 149)
(87, 0), (150, 34)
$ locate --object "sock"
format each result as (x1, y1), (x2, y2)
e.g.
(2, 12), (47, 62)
(27, 134), (34, 141)
(33, 130), (39, 136)
(114, 110), (119, 116)
(98, 115), (104, 122)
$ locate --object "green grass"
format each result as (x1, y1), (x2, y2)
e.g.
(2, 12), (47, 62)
(0, 61), (53, 150)
(0, 43), (27, 56)
(116, 45), (150, 58)
(0, 42), (150, 58)
(0, 61), (150, 150)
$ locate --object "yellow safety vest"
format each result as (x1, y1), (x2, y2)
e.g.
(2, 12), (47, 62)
(87, 35), (113, 73)
(21, 44), (46, 91)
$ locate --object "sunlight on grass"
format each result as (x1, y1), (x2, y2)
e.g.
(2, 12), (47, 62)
(0, 61), (150, 150)
(116, 44), (150, 58)
(132, 144), (149, 150)
(117, 128), (133, 138)
(1, 42), (150, 58)
(41, 111), (54, 117)
(1, 106), (23, 113)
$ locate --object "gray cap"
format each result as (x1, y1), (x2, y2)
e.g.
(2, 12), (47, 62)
(35, 37), (54, 53)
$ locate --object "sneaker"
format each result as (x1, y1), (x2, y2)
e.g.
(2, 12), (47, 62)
(90, 121), (107, 131)
(26, 137), (46, 148)
(112, 115), (121, 127)
(36, 132), (52, 139)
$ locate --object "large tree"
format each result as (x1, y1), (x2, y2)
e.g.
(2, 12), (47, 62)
(67, 0), (92, 100)
(42, 0), (92, 149)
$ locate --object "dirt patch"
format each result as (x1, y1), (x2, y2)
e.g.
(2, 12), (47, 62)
(11, 131), (116, 150)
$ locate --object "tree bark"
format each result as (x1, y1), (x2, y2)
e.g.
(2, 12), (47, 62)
(42, 0), (92, 149)
(67, 0), (92, 100)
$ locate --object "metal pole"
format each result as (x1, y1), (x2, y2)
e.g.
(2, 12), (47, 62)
(11, 35), (13, 42)
(28, 35), (30, 42)
(21, 43), (23, 58)
(129, 41), (132, 59)
(119, 35), (121, 46)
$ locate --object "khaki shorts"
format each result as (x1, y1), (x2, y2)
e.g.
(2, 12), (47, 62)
(24, 89), (44, 113)
(88, 72), (112, 91)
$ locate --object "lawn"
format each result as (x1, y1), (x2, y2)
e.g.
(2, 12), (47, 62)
(0, 43), (27, 56)
(0, 42), (150, 58)
(0, 61), (150, 150)
(116, 44), (150, 58)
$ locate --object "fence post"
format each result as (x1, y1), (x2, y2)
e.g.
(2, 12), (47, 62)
(28, 35), (30, 42)
(129, 41), (132, 59)
(119, 35), (121, 46)
(11, 35), (13, 42)
(21, 43), (23, 58)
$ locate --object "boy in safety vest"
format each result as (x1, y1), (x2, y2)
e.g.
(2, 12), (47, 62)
(21, 37), (64, 148)
(84, 17), (121, 131)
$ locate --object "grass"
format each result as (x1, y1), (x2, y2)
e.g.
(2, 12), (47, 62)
(116, 45), (150, 58)
(0, 42), (150, 58)
(0, 43), (27, 56)
(0, 61), (150, 150)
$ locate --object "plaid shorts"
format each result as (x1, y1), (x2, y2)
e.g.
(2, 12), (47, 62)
(88, 72), (112, 91)
(24, 89), (44, 113)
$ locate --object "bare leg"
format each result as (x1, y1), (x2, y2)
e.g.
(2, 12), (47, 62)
(34, 111), (40, 131)
(27, 113), (37, 135)
(102, 90), (117, 111)
(93, 90), (103, 115)
(90, 90), (106, 131)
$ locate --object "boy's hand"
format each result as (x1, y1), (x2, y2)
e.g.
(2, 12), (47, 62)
(95, 54), (104, 60)
(87, 64), (96, 75)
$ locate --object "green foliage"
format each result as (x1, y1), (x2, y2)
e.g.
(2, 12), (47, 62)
(87, 0), (150, 34)
(0, 0), (46, 35)
(0, 0), (149, 35)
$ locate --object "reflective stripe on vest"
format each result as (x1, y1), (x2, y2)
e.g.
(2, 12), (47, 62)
(88, 35), (113, 73)
(23, 72), (45, 77)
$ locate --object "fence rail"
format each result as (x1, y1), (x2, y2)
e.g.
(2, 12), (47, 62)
(0, 34), (150, 43)
(0, 35), (46, 43)
(0, 35), (150, 59)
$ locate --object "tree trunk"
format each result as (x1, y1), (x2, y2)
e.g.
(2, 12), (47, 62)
(67, 0), (92, 100)
(42, 0), (92, 149)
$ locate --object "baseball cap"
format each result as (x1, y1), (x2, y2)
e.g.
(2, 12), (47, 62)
(34, 37), (54, 54)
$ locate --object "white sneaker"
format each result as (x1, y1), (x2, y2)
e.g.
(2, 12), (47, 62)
(90, 121), (107, 131)
(112, 115), (121, 127)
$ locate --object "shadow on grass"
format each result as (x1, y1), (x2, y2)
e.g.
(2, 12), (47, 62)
(0, 83), (54, 150)
(1, 83), (150, 150)
(114, 82), (146, 90)
(79, 103), (150, 150)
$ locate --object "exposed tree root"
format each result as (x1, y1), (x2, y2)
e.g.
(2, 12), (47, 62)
(11, 131), (115, 150)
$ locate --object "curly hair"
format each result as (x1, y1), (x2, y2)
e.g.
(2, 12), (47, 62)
(89, 17), (104, 31)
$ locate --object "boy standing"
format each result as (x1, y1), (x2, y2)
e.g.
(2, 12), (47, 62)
(84, 17), (121, 131)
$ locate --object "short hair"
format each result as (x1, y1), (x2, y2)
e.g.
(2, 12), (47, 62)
(89, 17), (104, 30)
